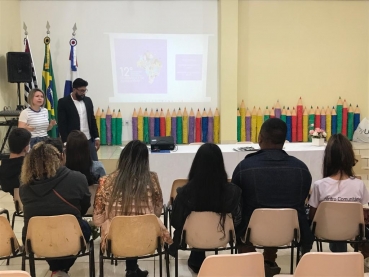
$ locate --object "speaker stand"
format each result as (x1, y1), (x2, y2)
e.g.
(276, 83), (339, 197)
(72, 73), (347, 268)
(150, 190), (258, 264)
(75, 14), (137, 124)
(16, 82), (23, 111)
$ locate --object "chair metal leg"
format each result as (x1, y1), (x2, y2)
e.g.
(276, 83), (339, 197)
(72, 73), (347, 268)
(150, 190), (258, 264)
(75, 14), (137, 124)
(21, 253), (26, 271)
(296, 246), (300, 265)
(175, 249), (178, 277)
(319, 241), (323, 252)
(90, 240), (95, 277)
(99, 250), (104, 277)
(159, 249), (163, 277)
(290, 246), (294, 274)
(11, 213), (16, 230)
(29, 252), (36, 277)
(165, 248), (170, 277)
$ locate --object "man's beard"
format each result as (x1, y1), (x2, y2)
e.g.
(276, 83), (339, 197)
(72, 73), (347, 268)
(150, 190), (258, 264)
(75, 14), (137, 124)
(76, 94), (85, 101)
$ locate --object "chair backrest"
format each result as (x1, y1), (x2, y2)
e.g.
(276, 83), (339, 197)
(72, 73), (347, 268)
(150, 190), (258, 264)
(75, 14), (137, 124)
(313, 201), (365, 240)
(0, 271), (31, 277)
(182, 212), (235, 249)
(198, 253), (264, 277)
(245, 209), (300, 247)
(26, 214), (85, 257)
(86, 184), (98, 215)
(13, 188), (23, 213)
(107, 214), (161, 257)
(0, 216), (20, 258)
(169, 179), (188, 203)
(294, 252), (363, 276)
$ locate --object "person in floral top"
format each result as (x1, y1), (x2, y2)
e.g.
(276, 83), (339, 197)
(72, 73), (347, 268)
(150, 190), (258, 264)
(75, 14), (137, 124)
(93, 140), (172, 277)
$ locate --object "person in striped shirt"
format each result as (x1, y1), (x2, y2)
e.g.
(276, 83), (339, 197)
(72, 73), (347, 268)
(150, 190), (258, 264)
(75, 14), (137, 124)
(18, 88), (57, 148)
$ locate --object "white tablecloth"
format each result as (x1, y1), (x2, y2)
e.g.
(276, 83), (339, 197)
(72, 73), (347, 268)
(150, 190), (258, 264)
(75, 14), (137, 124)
(148, 143), (325, 201)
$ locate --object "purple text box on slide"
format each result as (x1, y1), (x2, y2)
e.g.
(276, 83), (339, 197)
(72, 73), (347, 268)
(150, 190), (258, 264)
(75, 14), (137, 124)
(175, 54), (203, 81)
(114, 39), (167, 94)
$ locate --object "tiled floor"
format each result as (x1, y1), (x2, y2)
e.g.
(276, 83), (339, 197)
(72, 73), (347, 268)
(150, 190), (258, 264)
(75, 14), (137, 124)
(0, 190), (350, 277)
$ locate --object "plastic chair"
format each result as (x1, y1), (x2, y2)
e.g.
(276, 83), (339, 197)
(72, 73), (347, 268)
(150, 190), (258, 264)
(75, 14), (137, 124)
(198, 252), (264, 277)
(167, 179), (188, 232)
(99, 215), (169, 277)
(11, 188), (23, 230)
(175, 212), (235, 277)
(85, 184), (98, 217)
(275, 252), (364, 277)
(0, 216), (23, 266)
(243, 209), (300, 274)
(311, 201), (365, 252)
(24, 215), (95, 277)
(0, 271), (31, 277)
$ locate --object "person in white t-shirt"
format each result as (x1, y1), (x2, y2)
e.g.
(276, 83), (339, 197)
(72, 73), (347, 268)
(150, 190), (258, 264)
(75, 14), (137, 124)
(18, 89), (57, 148)
(309, 133), (369, 257)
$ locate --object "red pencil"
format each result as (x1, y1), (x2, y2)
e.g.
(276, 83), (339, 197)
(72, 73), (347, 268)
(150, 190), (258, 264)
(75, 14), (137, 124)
(160, 109), (165, 136)
(342, 100), (348, 136)
(314, 107), (321, 129)
(292, 107), (297, 142)
(297, 97), (303, 141)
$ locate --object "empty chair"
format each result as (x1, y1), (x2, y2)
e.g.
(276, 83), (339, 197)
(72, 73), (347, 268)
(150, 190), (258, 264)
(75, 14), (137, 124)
(24, 215), (95, 277)
(243, 209), (300, 274)
(99, 215), (169, 277)
(0, 216), (22, 266)
(0, 271), (31, 277)
(198, 253), (264, 277)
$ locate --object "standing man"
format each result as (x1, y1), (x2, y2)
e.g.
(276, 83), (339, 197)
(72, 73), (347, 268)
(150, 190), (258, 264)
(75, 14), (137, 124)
(58, 78), (100, 161)
(232, 118), (314, 277)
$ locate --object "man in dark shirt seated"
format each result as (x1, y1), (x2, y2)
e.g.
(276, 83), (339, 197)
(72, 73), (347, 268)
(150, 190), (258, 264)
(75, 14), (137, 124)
(232, 118), (314, 277)
(0, 128), (31, 196)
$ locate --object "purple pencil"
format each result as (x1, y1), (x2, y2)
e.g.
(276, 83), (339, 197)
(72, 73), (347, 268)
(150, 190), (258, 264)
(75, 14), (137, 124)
(171, 109), (177, 143)
(188, 108), (195, 143)
(246, 109), (251, 142)
(275, 100), (281, 119)
(132, 109), (138, 140)
(321, 110), (326, 131)
(149, 109), (155, 139)
(207, 109), (214, 142)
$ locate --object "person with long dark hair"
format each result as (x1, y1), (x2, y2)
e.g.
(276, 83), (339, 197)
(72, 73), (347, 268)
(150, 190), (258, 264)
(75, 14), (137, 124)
(170, 143), (241, 273)
(309, 134), (369, 257)
(65, 130), (106, 185)
(93, 140), (172, 277)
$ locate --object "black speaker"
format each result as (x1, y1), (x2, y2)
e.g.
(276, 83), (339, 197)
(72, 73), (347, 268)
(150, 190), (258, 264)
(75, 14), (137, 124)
(6, 52), (32, 83)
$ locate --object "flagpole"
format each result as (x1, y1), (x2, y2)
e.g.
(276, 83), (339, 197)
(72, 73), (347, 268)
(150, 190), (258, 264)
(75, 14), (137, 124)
(23, 23), (38, 87)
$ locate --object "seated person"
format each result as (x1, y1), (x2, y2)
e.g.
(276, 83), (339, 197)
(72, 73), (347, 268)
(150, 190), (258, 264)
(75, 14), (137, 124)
(44, 137), (65, 164)
(65, 130), (106, 185)
(169, 143), (241, 273)
(0, 128), (31, 196)
(309, 133), (369, 258)
(20, 142), (91, 277)
(232, 118), (314, 277)
(93, 140), (172, 277)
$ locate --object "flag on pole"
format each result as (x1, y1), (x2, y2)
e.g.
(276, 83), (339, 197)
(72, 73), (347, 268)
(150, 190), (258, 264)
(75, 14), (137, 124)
(24, 37), (38, 104)
(42, 36), (58, 138)
(63, 38), (78, 97)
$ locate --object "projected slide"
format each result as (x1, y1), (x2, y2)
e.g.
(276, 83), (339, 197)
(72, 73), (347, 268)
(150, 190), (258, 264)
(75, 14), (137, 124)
(109, 34), (213, 103)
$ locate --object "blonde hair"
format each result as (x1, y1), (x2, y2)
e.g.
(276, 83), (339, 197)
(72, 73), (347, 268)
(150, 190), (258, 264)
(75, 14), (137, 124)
(21, 142), (61, 185)
(27, 88), (45, 107)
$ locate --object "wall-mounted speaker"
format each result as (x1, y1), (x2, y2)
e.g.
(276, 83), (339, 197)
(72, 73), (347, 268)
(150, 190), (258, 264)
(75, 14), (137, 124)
(6, 52), (32, 83)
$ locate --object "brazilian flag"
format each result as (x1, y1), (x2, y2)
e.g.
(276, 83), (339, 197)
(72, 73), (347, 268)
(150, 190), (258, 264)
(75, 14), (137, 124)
(42, 36), (58, 138)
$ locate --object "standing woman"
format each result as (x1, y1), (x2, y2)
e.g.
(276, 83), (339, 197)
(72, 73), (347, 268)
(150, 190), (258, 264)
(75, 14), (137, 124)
(93, 140), (172, 277)
(18, 88), (57, 148)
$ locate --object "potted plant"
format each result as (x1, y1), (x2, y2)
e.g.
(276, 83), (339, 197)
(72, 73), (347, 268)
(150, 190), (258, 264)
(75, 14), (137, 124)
(309, 128), (327, 146)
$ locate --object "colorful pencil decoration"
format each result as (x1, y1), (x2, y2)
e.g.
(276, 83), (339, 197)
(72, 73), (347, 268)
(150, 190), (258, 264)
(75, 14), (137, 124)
(106, 107), (112, 145)
(275, 100), (281, 119)
(314, 107), (321, 129)
(326, 106), (331, 140)
(132, 109), (138, 140)
(286, 107), (292, 142)
(195, 109), (201, 142)
(342, 100), (348, 136)
(176, 108), (183, 144)
(331, 107), (337, 135)
(264, 106), (270, 122)
(251, 107), (257, 143)
(165, 109), (171, 137)
(100, 109), (107, 145)
(354, 105), (360, 132)
(297, 97), (303, 142)
(149, 109), (155, 139)
(308, 106), (314, 142)
(303, 107), (308, 142)
(154, 109), (160, 137)
(336, 97), (343, 134)
(347, 104), (354, 140)
(183, 108), (189, 144)
(214, 108), (220, 144)
(171, 109), (177, 143)
(291, 107), (297, 142)
(95, 108), (101, 138)
(246, 108), (251, 141)
(240, 100), (246, 142)
(270, 107), (275, 119)
(111, 109), (117, 145)
(256, 108), (263, 142)
(237, 108), (241, 142)
(143, 109), (149, 144)
(116, 109), (122, 145)
(201, 109), (208, 143)
(189, 108), (195, 143)
(281, 107), (287, 123)
(160, 109), (166, 137)
(137, 108), (143, 141)
(320, 108), (326, 135)
(207, 108), (214, 143)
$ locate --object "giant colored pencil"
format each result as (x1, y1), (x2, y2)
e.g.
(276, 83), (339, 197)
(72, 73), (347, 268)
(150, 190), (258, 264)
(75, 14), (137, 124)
(308, 106), (315, 142)
(291, 107), (297, 142)
(336, 97), (343, 134)
(237, 108), (241, 142)
(326, 106), (332, 140)
(201, 109), (208, 143)
(314, 107), (321, 129)
(245, 108), (251, 141)
(286, 107), (292, 142)
(251, 107), (257, 142)
(160, 109), (166, 137)
(348, 104), (354, 140)
(354, 105), (360, 131)
(303, 107), (308, 142)
(331, 107), (337, 135)
(320, 108), (326, 133)
(281, 107), (287, 123)
(106, 107), (112, 145)
(116, 109), (122, 145)
(177, 108), (183, 144)
(132, 109), (138, 140)
(195, 109), (201, 142)
(240, 100), (246, 143)
(342, 100), (348, 136)
(269, 107), (275, 119)
(264, 106), (270, 122)
(111, 109), (117, 145)
(100, 109), (107, 145)
(95, 108), (101, 138)
(214, 108), (220, 144)
(171, 109), (177, 143)
(149, 109), (155, 139)
(275, 100), (281, 119)
(143, 108), (149, 144)
(207, 108), (213, 143)
(165, 109), (171, 137)
(189, 108), (195, 143)
(297, 97), (303, 142)
(256, 108), (263, 142)
(183, 108), (189, 144)
(137, 108), (144, 141)
(154, 109), (160, 137)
